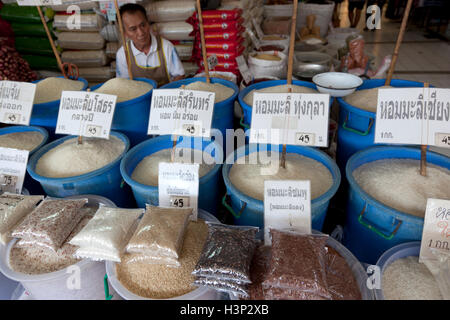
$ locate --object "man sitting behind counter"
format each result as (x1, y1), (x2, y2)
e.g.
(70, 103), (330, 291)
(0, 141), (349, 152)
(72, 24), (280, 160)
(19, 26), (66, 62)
(116, 3), (185, 86)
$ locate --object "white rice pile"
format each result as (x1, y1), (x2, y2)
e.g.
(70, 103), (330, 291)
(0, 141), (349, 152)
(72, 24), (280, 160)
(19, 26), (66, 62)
(243, 84), (317, 106)
(353, 159), (450, 217)
(34, 77), (85, 104)
(0, 131), (44, 151)
(229, 152), (333, 201)
(183, 81), (234, 103)
(35, 136), (125, 178)
(382, 256), (443, 300)
(343, 85), (393, 112)
(131, 148), (215, 186)
(93, 78), (153, 102)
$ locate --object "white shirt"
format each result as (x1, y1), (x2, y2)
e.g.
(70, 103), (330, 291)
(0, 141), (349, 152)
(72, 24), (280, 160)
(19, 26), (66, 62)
(116, 33), (185, 80)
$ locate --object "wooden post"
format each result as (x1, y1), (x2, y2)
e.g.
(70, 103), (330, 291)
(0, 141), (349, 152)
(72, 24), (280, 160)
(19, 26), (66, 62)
(420, 82), (430, 176)
(36, 6), (63, 73)
(385, 0), (414, 85)
(281, 0), (298, 169)
(114, 0), (133, 80)
(196, 0), (210, 83)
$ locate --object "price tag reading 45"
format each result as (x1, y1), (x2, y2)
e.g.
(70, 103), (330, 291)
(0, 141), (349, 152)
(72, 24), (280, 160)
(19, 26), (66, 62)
(158, 162), (199, 221)
(0, 147), (29, 194)
(249, 93), (330, 147)
(148, 89), (214, 138)
(0, 81), (36, 125)
(56, 91), (117, 139)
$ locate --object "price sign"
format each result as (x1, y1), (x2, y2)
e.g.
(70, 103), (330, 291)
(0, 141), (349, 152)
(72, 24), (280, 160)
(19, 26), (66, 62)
(264, 180), (311, 245)
(249, 92), (330, 147)
(0, 147), (29, 194)
(0, 81), (36, 126)
(252, 18), (265, 40)
(55, 91), (117, 139)
(148, 89), (214, 138)
(375, 88), (450, 148)
(236, 55), (253, 85)
(420, 199), (450, 263)
(158, 162), (199, 220)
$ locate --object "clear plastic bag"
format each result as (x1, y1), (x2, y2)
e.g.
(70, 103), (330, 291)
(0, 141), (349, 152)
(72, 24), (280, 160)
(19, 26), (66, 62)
(11, 198), (88, 251)
(125, 205), (193, 263)
(62, 50), (108, 67)
(193, 276), (249, 298)
(261, 229), (332, 300)
(192, 222), (258, 283)
(69, 206), (143, 262)
(0, 193), (43, 245)
(423, 248), (450, 300)
(57, 32), (105, 50)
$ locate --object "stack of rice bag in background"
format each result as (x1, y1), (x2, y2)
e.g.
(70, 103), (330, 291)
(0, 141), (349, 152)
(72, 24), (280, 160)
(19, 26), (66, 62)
(0, 3), (58, 71)
(146, 0), (198, 77)
(51, 0), (112, 86)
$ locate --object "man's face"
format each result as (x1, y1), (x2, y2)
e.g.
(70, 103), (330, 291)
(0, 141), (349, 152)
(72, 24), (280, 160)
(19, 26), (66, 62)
(122, 11), (151, 49)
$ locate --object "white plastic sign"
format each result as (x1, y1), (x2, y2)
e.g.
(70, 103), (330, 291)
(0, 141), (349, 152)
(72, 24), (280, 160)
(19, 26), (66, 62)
(56, 91), (117, 139)
(148, 89), (215, 138)
(236, 55), (253, 85)
(0, 81), (36, 125)
(264, 180), (311, 245)
(0, 147), (29, 194)
(249, 92), (330, 147)
(419, 199), (450, 262)
(16, 0), (62, 5)
(375, 88), (450, 148)
(158, 162), (199, 221)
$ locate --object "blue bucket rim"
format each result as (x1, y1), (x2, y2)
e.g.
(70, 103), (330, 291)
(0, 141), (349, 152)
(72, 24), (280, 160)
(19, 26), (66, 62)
(336, 79), (428, 119)
(27, 131), (130, 183)
(222, 143), (341, 212)
(89, 77), (157, 106)
(374, 241), (421, 300)
(32, 76), (89, 106)
(159, 76), (239, 107)
(120, 134), (222, 192)
(345, 145), (449, 224)
(0, 125), (49, 155)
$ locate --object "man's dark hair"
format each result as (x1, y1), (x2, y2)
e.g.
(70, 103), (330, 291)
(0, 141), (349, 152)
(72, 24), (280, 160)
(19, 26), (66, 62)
(119, 3), (148, 20)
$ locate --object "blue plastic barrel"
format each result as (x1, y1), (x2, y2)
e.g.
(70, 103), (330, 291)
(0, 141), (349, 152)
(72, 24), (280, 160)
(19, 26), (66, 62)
(160, 77), (239, 143)
(90, 78), (157, 147)
(238, 79), (320, 128)
(344, 146), (450, 265)
(222, 143), (341, 236)
(335, 79), (426, 173)
(30, 76), (89, 141)
(0, 125), (49, 195)
(120, 135), (223, 215)
(26, 131), (133, 207)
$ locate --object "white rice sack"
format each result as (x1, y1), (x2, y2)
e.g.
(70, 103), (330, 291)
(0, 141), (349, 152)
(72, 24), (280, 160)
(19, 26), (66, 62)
(70, 207), (144, 262)
(344, 86), (393, 113)
(35, 136), (125, 178)
(34, 77), (85, 104)
(146, 1), (196, 22)
(62, 50), (108, 68)
(106, 42), (120, 59)
(0, 193), (44, 245)
(51, 0), (99, 12)
(77, 66), (114, 82)
(93, 78), (153, 102)
(183, 81), (235, 103)
(57, 32), (105, 50)
(0, 131), (44, 151)
(100, 24), (120, 42)
(151, 22), (194, 41)
(53, 13), (106, 32)
(243, 84), (317, 106)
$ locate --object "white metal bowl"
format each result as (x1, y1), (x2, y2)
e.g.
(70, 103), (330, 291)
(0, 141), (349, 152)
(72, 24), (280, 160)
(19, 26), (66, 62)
(312, 72), (363, 97)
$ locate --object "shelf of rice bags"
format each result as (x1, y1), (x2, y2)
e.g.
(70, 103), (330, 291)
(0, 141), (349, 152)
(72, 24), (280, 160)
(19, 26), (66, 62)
(52, 0), (114, 85)
(187, 8), (246, 80)
(145, 0), (198, 76)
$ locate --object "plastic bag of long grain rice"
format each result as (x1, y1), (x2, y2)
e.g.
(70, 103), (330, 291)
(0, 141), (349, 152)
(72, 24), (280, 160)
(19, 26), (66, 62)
(53, 13), (106, 32)
(248, 51), (287, 79)
(57, 32), (105, 50)
(100, 24), (120, 42)
(77, 66), (114, 82)
(106, 42), (120, 59)
(151, 22), (194, 41)
(174, 42), (193, 61)
(50, 0), (99, 12)
(146, 1), (196, 23)
(0, 193), (44, 245)
(62, 50), (109, 67)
